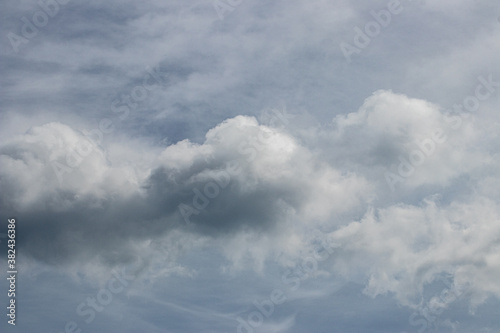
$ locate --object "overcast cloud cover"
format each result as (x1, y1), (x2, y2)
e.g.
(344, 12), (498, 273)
(1, 0), (500, 332)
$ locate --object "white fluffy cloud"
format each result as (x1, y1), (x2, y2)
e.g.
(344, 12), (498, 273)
(2, 88), (499, 317)
(323, 90), (488, 192)
(327, 197), (500, 309)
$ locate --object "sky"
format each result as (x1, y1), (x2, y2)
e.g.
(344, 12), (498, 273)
(1, 0), (500, 332)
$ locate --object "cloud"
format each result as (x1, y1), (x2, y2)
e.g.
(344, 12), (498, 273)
(2, 87), (499, 321)
(321, 90), (488, 192)
(327, 196), (500, 311)
(1, 87), (498, 329)
(2, 1), (500, 332)
(0, 114), (370, 269)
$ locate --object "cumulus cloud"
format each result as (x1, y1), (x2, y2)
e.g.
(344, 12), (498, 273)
(0, 114), (371, 268)
(320, 90), (488, 193)
(2, 87), (499, 319)
(327, 197), (500, 309)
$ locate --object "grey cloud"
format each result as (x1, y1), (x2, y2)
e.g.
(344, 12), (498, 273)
(0, 115), (369, 267)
